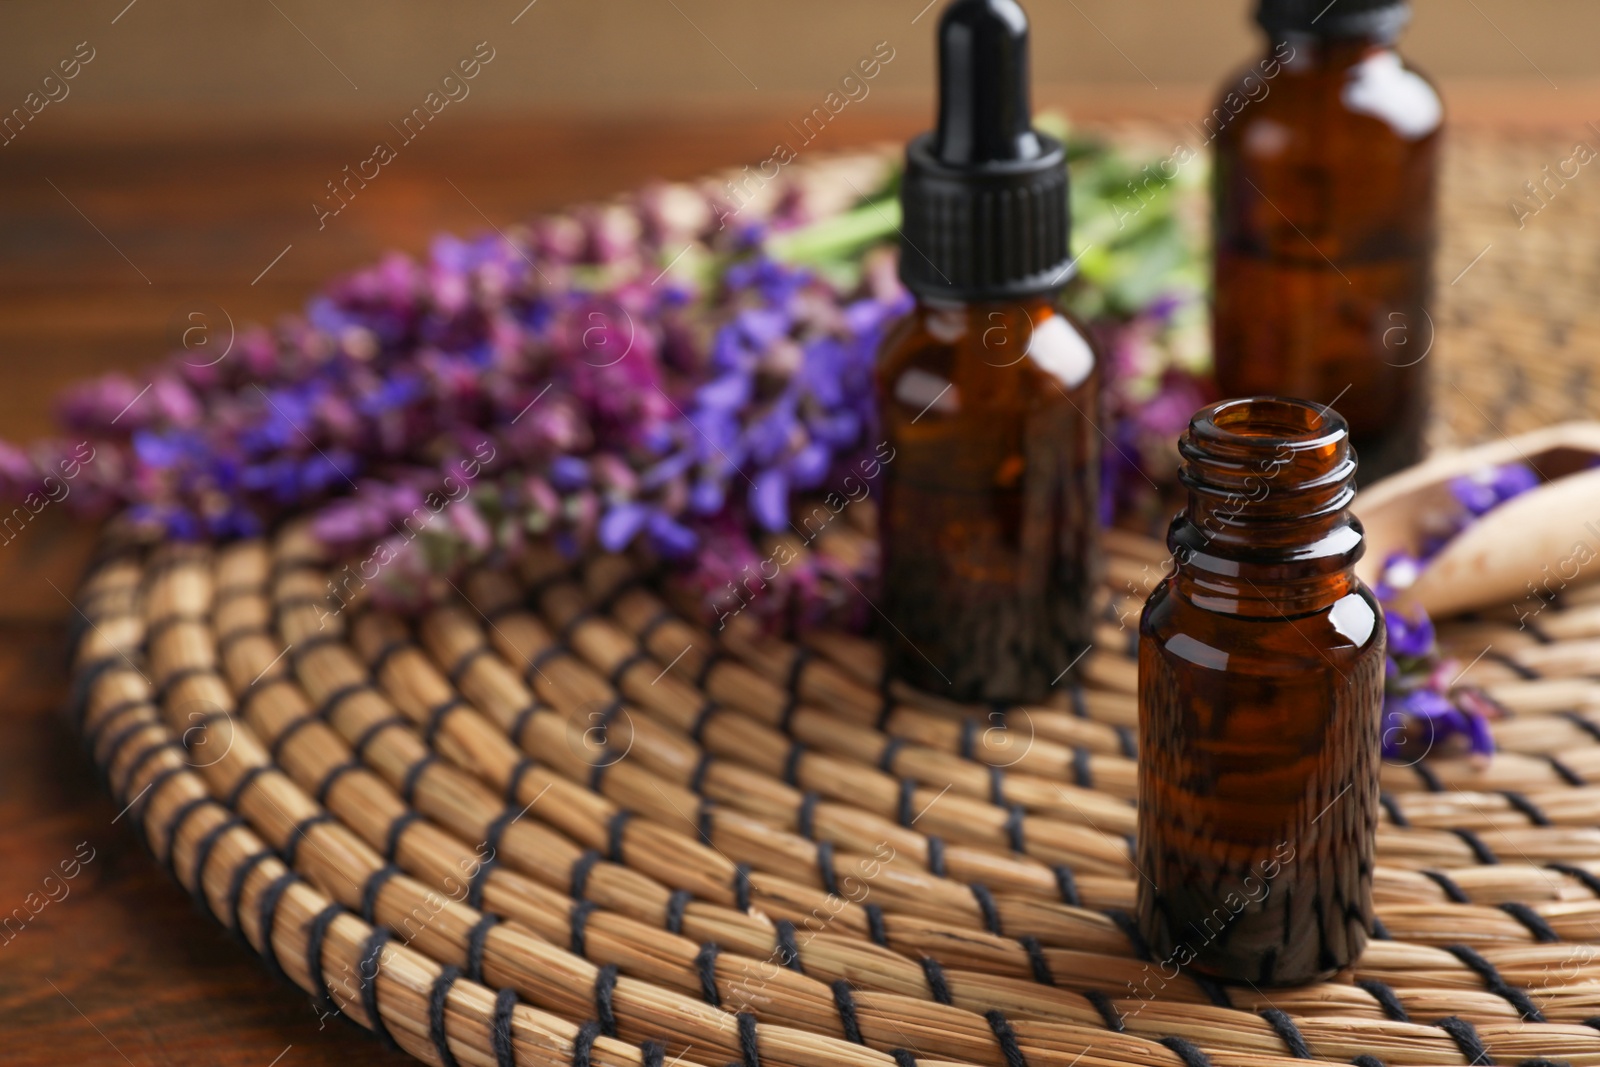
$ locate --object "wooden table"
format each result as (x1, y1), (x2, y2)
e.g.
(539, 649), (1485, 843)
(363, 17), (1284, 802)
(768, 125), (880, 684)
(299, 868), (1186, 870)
(0, 90), (1593, 1064)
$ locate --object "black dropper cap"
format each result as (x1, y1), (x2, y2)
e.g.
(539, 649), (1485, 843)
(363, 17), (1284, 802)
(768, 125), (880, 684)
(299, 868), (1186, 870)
(1256, 0), (1410, 38)
(899, 0), (1072, 302)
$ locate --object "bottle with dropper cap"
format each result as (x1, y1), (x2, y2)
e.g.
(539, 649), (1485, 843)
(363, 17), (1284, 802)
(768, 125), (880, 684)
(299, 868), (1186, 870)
(1212, 0), (1442, 486)
(877, 0), (1100, 704)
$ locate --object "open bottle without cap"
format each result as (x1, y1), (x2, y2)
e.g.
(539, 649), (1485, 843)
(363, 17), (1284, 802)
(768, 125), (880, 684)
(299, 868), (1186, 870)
(877, 0), (1101, 704)
(1136, 396), (1385, 986)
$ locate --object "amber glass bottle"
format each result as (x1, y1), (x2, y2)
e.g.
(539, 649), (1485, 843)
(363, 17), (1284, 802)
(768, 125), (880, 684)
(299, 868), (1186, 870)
(1136, 397), (1384, 986)
(878, 0), (1100, 703)
(1212, 0), (1441, 485)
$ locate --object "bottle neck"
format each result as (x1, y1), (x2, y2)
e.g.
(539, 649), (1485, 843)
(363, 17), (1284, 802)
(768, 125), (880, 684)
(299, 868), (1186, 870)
(1270, 32), (1397, 70)
(1169, 398), (1365, 617)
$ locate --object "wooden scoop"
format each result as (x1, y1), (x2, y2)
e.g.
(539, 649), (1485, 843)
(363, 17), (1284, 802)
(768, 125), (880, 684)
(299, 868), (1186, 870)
(1354, 422), (1600, 619)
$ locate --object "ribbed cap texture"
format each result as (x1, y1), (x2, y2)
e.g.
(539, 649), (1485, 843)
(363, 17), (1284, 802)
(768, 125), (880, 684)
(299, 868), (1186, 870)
(898, 132), (1073, 302)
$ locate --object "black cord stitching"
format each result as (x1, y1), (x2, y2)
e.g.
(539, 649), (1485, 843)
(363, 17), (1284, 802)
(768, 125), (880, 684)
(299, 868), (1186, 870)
(697, 801), (714, 847)
(154, 666), (214, 706)
(571, 900), (596, 957)
(1500, 790), (1552, 826)
(314, 760), (362, 807)
(361, 864), (402, 924)
(351, 716), (406, 762)
(1158, 1036), (1213, 1067)
(1548, 755), (1585, 785)
(1355, 978), (1411, 1022)
(593, 962), (619, 1038)
(466, 913), (498, 982)
(225, 765), (270, 809)
(509, 701), (542, 748)
(1084, 990), (1124, 1033)
(1500, 901), (1561, 943)
(879, 737), (905, 772)
(736, 1011), (761, 1067)
(797, 791), (818, 840)
(896, 778), (915, 827)
(223, 849), (276, 935)
(1259, 1008), (1312, 1058)
(256, 870), (299, 984)
(429, 965), (464, 1067)
(1193, 972), (1232, 1009)
(270, 714), (321, 765)
(831, 980), (863, 1044)
(368, 638), (411, 678)
(85, 698), (146, 747)
(665, 889), (690, 936)
(558, 607), (595, 644)
(690, 698), (717, 744)
(570, 849), (600, 900)
(491, 986), (517, 1067)
(1003, 804), (1026, 853)
(468, 856), (499, 910)
(1106, 910), (1152, 960)
(1378, 792), (1410, 828)
(401, 753), (439, 805)
(920, 956), (953, 1005)
(525, 643), (568, 683)
(1073, 748), (1092, 788)
(1413, 761), (1444, 792)
(188, 815), (243, 908)
(1420, 868), (1471, 903)
(1550, 861), (1600, 897)
(775, 919), (803, 973)
(1350, 1057), (1387, 1067)
(1019, 934), (1054, 985)
(424, 698), (468, 746)
(358, 927), (397, 1048)
(449, 646), (494, 689)
(732, 864), (752, 912)
(608, 650), (649, 690)
(865, 903), (888, 947)
(1053, 865), (1081, 907)
(779, 647), (811, 733)
(890, 1052), (918, 1067)
(782, 741), (805, 787)
(970, 883), (1003, 935)
(156, 792), (209, 866)
(1563, 709), (1600, 742)
(959, 718), (977, 760)
(636, 609), (675, 648)
(695, 942), (722, 1007)
(816, 840), (839, 897)
(284, 812), (335, 869)
(505, 756), (540, 804)
(1446, 944), (1546, 1021)
(984, 1010), (1028, 1067)
(1067, 682), (1088, 718)
(989, 765), (1006, 807)
(694, 649), (725, 691)
(1370, 915), (1394, 940)
(1452, 827), (1499, 865)
(606, 810), (632, 863)
(926, 836), (947, 878)
(316, 681), (371, 722)
(689, 752), (713, 794)
(304, 902), (346, 1018)
(118, 740), (182, 797)
(1115, 725), (1137, 759)
(1434, 1015), (1490, 1065)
